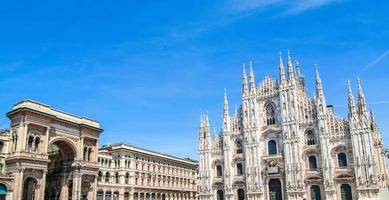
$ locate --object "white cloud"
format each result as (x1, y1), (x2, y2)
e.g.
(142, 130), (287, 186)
(228, 0), (340, 15)
(364, 50), (389, 71)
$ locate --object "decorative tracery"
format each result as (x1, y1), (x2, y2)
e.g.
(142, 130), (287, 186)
(265, 103), (276, 125)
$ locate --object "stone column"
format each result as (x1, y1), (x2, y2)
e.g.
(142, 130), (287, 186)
(37, 170), (47, 200)
(72, 169), (82, 200)
(129, 188), (134, 200)
(14, 168), (24, 200)
(88, 175), (97, 200)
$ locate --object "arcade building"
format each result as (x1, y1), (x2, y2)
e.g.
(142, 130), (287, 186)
(0, 100), (198, 200)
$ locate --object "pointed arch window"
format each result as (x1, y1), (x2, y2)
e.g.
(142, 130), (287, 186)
(217, 190), (224, 200)
(310, 185), (321, 200)
(309, 156), (318, 169)
(306, 130), (316, 145)
(216, 165), (223, 177)
(340, 184), (352, 200)
(265, 103), (276, 125)
(236, 139), (243, 154)
(338, 153), (348, 167)
(268, 140), (277, 155)
(237, 163), (243, 175)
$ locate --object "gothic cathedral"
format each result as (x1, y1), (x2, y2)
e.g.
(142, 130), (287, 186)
(198, 51), (389, 200)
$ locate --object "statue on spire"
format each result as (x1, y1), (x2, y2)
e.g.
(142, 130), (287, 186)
(279, 52), (286, 83)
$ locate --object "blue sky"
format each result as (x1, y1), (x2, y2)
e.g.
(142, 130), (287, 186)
(0, 0), (388, 159)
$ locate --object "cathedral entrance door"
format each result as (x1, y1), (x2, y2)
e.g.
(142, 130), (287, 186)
(237, 189), (245, 200)
(268, 179), (282, 200)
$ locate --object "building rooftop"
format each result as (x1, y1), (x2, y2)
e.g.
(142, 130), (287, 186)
(9, 99), (101, 129)
(100, 142), (198, 166)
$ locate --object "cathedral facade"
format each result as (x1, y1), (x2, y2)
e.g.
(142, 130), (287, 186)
(198, 51), (389, 200)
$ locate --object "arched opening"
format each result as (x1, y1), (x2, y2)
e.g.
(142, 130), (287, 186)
(216, 165), (223, 177)
(44, 139), (76, 200)
(105, 191), (112, 200)
(237, 189), (245, 200)
(217, 190), (224, 200)
(23, 177), (37, 200)
(237, 163), (243, 175)
(340, 184), (352, 200)
(310, 185), (321, 200)
(306, 130), (316, 145)
(0, 184), (7, 200)
(308, 156), (318, 170)
(115, 172), (119, 184)
(236, 139), (243, 154)
(97, 190), (104, 200)
(106, 172), (110, 183)
(98, 171), (102, 182)
(268, 140), (277, 155)
(338, 153), (348, 167)
(125, 172), (130, 184)
(265, 103), (276, 125)
(0, 141), (4, 153)
(27, 135), (34, 152)
(268, 179), (282, 200)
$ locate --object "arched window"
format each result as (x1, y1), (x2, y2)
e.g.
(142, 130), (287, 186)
(237, 189), (245, 200)
(237, 163), (243, 175)
(12, 134), (17, 152)
(83, 146), (88, 161)
(34, 137), (40, 151)
(216, 165), (223, 177)
(0, 141), (4, 153)
(27, 135), (34, 152)
(310, 185), (321, 200)
(217, 190), (224, 200)
(88, 148), (92, 162)
(306, 130), (316, 145)
(309, 156), (318, 169)
(338, 153), (348, 167)
(0, 183), (7, 197)
(98, 171), (102, 182)
(236, 139), (243, 154)
(125, 173), (130, 184)
(265, 103), (276, 125)
(105, 173), (110, 183)
(97, 191), (104, 200)
(340, 184), (352, 200)
(268, 140), (277, 155)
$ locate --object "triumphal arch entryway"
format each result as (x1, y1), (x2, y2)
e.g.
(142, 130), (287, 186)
(5, 100), (102, 200)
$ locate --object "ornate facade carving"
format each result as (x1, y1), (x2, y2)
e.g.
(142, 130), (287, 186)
(198, 51), (389, 200)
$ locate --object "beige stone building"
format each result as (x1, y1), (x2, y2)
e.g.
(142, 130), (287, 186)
(0, 100), (198, 200)
(96, 143), (197, 200)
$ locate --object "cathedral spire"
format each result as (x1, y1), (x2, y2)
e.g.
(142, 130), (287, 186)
(249, 61), (256, 92)
(223, 88), (229, 117)
(295, 60), (301, 77)
(287, 49), (294, 80)
(348, 80), (357, 119)
(315, 64), (324, 98)
(242, 63), (248, 95)
(370, 107), (377, 131)
(357, 77), (368, 114)
(315, 64), (326, 115)
(222, 88), (230, 132)
(279, 52), (286, 83)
